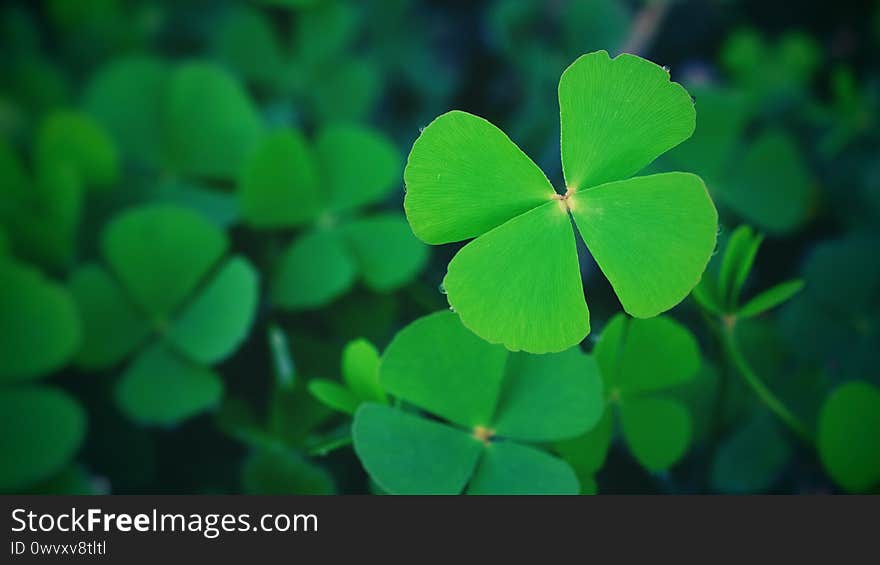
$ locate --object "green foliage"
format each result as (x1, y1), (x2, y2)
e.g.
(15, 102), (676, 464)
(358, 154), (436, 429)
(586, 314), (701, 473)
(817, 381), (880, 493)
(710, 410), (791, 493)
(309, 338), (386, 415)
(1, 0), (876, 497)
(405, 51), (717, 353)
(0, 111), (119, 269)
(242, 445), (336, 494)
(664, 88), (814, 234)
(0, 259), (81, 382)
(0, 386), (86, 492)
(781, 237), (879, 382)
(238, 123), (427, 310)
(693, 225), (804, 319)
(71, 204), (258, 424)
(352, 311), (603, 494)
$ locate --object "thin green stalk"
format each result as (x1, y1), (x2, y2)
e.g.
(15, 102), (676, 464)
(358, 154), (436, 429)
(721, 323), (812, 444)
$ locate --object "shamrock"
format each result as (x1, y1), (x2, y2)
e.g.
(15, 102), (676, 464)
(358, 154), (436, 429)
(0, 111), (118, 269)
(352, 311), (604, 494)
(309, 338), (387, 415)
(0, 257), (85, 492)
(557, 313), (701, 482)
(237, 125), (427, 309)
(817, 381), (880, 493)
(404, 51), (718, 353)
(69, 204), (259, 425)
(83, 56), (262, 224)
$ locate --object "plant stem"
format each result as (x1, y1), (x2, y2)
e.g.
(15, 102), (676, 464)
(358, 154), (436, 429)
(721, 323), (813, 444)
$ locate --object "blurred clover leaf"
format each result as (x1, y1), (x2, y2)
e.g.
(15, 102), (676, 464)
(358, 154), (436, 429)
(213, 2), (380, 123)
(558, 313), (701, 483)
(242, 444), (336, 495)
(0, 111), (118, 269)
(69, 204), (259, 425)
(0, 256), (86, 492)
(721, 28), (821, 112)
(0, 258), (81, 382)
(781, 237), (879, 382)
(353, 311), (604, 494)
(663, 87), (815, 234)
(710, 409), (792, 493)
(83, 56), (262, 224)
(0, 386), (86, 492)
(309, 338), (387, 415)
(404, 51), (718, 353)
(237, 125), (428, 309)
(488, 0), (631, 151)
(693, 225), (804, 319)
(817, 381), (880, 493)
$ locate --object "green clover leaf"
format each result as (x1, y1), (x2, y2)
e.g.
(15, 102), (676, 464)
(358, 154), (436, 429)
(710, 409), (792, 493)
(308, 338), (387, 415)
(0, 112), (119, 269)
(817, 381), (880, 493)
(352, 311), (604, 494)
(721, 29), (821, 110)
(780, 237), (879, 382)
(211, 3), (380, 123)
(0, 386), (86, 492)
(242, 444), (336, 494)
(0, 259), (81, 383)
(404, 51), (717, 353)
(237, 125), (428, 309)
(558, 313), (701, 480)
(69, 204), (259, 425)
(83, 56), (260, 224)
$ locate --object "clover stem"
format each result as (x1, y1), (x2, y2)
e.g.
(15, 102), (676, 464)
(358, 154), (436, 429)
(721, 322), (813, 445)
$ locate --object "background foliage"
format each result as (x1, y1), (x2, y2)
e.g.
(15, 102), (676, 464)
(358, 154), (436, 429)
(1, 0), (878, 494)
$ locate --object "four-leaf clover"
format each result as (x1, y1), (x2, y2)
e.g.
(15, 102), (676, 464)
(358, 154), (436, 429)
(353, 311), (604, 494)
(404, 50), (718, 353)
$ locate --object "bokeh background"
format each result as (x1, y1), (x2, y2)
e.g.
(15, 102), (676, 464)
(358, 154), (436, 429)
(1, 0), (878, 494)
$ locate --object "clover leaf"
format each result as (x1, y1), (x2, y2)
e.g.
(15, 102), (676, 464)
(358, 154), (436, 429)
(404, 51), (717, 353)
(692, 225), (804, 319)
(83, 56), (261, 223)
(817, 381), (880, 493)
(488, 0), (631, 152)
(237, 125), (428, 309)
(558, 313), (701, 482)
(242, 444), (336, 494)
(309, 338), (387, 415)
(721, 29), (821, 111)
(0, 259), (81, 383)
(0, 112), (118, 269)
(212, 2), (380, 124)
(352, 311), (603, 494)
(69, 204), (259, 425)
(663, 87), (814, 235)
(0, 386), (86, 492)
(710, 409), (792, 493)
(780, 237), (879, 382)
